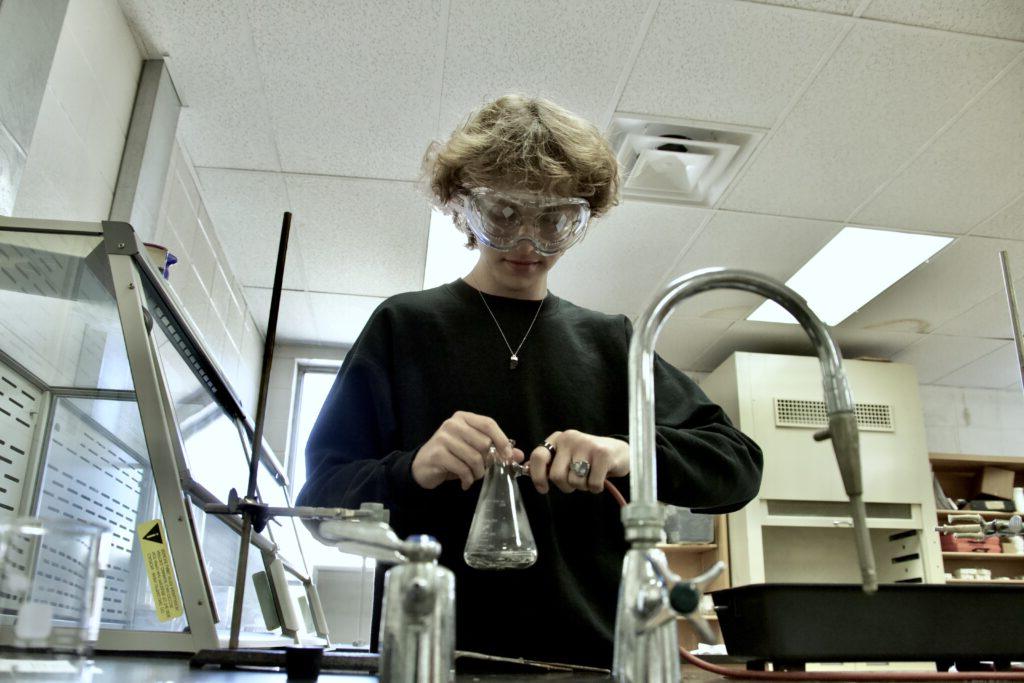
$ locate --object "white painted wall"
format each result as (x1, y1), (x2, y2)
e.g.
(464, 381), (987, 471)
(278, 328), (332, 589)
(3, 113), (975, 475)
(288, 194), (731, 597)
(919, 384), (1024, 457)
(12, 0), (140, 221)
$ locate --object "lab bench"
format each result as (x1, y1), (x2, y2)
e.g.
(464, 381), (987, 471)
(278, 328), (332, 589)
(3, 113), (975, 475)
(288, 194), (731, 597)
(9, 654), (753, 681)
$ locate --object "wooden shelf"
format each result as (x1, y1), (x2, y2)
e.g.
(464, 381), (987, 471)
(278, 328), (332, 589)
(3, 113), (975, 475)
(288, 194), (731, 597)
(942, 552), (1024, 561)
(946, 578), (1024, 585)
(929, 453), (1024, 471)
(936, 509), (1019, 519)
(678, 614), (719, 622)
(658, 543), (717, 553)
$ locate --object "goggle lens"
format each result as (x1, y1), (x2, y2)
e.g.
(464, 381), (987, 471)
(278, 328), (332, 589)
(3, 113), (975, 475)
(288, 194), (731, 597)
(464, 189), (590, 254)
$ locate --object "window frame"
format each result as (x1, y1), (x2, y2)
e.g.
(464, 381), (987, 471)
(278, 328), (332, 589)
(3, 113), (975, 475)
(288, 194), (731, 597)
(286, 360), (343, 498)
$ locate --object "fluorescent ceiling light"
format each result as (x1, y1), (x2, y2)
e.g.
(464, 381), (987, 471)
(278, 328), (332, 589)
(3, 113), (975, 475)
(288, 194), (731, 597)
(422, 210), (478, 290)
(747, 227), (953, 326)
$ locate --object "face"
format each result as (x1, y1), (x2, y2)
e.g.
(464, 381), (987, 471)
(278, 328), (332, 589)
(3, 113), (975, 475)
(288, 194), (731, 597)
(458, 184), (584, 297)
(475, 239), (563, 295)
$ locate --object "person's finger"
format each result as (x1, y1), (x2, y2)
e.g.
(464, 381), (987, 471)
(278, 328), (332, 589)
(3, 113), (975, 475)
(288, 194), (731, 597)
(439, 432), (486, 481)
(586, 451), (611, 494)
(459, 412), (515, 459)
(438, 451), (475, 490)
(445, 414), (495, 454)
(547, 434), (573, 494)
(528, 446), (551, 494)
(511, 447), (525, 463)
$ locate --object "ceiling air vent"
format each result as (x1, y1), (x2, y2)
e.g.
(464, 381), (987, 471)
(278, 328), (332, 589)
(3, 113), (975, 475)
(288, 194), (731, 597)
(608, 115), (761, 207)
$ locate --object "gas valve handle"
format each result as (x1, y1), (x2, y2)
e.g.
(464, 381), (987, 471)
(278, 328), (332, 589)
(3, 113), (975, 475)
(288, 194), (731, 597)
(646, 554), (725, 643)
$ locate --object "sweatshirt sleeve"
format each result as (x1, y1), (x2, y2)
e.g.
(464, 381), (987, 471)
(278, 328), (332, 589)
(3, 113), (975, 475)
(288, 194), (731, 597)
(613, 316), (763, 514)
(295, 311), (426, 511)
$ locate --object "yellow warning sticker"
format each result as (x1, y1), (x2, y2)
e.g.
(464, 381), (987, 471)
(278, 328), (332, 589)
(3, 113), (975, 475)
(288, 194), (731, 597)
(137, 519), (184, 622)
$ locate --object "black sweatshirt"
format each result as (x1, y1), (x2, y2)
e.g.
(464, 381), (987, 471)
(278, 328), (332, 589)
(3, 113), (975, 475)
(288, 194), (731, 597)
(297, 278), (762, 667)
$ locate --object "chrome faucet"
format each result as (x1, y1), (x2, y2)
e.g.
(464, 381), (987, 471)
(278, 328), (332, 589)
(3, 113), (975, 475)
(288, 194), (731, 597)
(613, 268), (878, 682)
(317, 519), (455, 683)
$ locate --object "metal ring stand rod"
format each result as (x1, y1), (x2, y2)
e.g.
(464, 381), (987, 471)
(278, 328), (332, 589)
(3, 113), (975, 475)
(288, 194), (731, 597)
(999, 250), (1024, 395)
(228, 211), (292, 650)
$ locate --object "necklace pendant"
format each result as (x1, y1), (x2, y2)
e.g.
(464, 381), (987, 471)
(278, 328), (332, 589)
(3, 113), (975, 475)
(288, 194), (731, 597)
(509, 354), (518, 370)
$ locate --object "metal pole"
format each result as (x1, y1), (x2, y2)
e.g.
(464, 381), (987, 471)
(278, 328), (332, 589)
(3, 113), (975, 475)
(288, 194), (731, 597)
(228, 212), (292, 649)
(999, 250), (1024, 394)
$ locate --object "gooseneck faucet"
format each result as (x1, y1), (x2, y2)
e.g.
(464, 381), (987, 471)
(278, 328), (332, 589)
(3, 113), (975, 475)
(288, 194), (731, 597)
(614, 268), (878, 682)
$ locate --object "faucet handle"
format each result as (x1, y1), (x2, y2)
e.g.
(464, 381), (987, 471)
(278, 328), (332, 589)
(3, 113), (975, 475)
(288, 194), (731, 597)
(683, 611), (717, 645)
(644, 554), (725, 642)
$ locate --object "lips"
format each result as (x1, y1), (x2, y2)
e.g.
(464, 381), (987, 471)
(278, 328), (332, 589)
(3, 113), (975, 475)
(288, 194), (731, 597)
(505, 259), (539, 266)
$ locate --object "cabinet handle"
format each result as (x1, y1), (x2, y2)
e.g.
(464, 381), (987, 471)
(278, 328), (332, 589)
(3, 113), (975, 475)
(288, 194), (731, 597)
(832, 520), (853, 527)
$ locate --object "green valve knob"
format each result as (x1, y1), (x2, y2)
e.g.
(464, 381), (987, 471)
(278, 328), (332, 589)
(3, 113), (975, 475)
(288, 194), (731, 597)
(668, 583), (700, 614)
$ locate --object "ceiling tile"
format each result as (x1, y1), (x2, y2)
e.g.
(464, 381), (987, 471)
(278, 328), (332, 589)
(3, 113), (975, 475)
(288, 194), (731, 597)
(934, 341), (1018, 389)
(684, 321), (922, 375)
(841, 236), (1024, 334)
(692, 320), (816, 372)
(247, 0), (445, 179)
(664, 210), (841, 319)
(828, 327), (925, 360)
(283, 175), (430, 298)
(863, 0), (1024, 42)
(438, 0), (648, 135)
(244, 287), (320, 345)
(308, 291), (386, 347)
(654, 317), (734, 372)
(973, 192), (1024, 240)
(118, 0), (281, 170)
(549, 201), (710, 316)
(195, 168), (306, 290)
(853, 59), (1024, 234)
(892, 334), (1007, 384)
(619, 0), (845, 127)
(744, 0), (861, 14)
(722, 23), (1020, 221)
(932, 281), (1024, 339)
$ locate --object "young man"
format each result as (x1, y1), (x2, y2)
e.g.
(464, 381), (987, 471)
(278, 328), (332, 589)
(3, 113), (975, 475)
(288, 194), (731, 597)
(297, 94), (762, 668)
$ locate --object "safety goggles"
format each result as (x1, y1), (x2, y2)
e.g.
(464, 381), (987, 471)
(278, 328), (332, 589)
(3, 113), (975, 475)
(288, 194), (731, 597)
(460, 187), (591, 256)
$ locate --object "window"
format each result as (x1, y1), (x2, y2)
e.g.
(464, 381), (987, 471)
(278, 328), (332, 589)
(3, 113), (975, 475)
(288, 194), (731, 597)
(289, 363), (371, 570)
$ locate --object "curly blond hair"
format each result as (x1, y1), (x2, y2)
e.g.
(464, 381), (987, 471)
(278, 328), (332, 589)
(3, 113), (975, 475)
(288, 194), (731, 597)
(422, 94), (620, 245)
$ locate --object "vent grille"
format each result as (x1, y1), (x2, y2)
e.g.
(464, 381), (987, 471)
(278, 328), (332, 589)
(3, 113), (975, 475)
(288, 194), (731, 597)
(0, 358), (40, 518)
(609, 115), (760, 207)
(774, 398), (894, 432)
(34, 398), (148, 626)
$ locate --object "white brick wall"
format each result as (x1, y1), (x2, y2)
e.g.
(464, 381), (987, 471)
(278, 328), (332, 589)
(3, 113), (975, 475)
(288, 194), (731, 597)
(6, 0), (265, 419)
(12, 0), (140, 221)
(153, 139), (264, 415)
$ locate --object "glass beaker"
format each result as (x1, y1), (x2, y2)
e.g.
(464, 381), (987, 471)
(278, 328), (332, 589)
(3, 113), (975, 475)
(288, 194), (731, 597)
(0, 517), (109, 657)
(464, 457), (537, 569)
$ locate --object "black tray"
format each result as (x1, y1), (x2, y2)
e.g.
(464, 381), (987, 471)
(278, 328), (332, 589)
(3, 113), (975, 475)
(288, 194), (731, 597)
(711, 583), (1024, 662)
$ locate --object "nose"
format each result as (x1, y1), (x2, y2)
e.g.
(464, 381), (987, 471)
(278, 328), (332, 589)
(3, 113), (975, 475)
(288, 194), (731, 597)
(510, 238), (541, 258)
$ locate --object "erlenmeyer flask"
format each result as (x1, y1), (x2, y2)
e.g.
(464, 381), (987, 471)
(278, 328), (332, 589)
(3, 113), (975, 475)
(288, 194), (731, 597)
(464, 456), (537, 569)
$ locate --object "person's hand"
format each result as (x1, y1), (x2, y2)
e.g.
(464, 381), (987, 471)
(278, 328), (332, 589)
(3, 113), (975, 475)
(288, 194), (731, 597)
(412, 411), (524, 490)
(528, 430), (629, 494)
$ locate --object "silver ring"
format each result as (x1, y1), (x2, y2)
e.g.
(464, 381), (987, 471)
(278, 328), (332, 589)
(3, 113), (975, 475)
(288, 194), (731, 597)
(542, 441), (557, 457)
(570, 459), (590, 478)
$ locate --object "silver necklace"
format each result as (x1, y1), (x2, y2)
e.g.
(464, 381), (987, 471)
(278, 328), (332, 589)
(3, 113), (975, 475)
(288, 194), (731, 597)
(477, 290), (546, 370)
